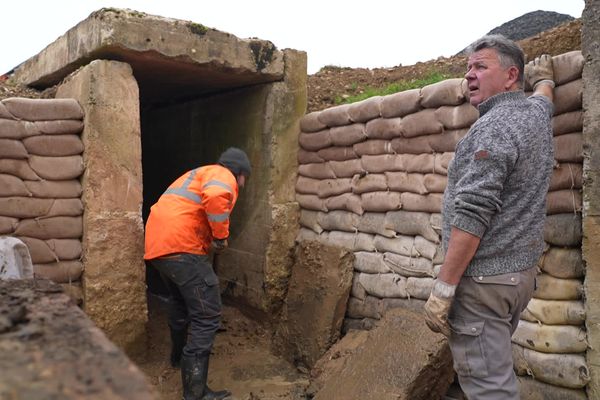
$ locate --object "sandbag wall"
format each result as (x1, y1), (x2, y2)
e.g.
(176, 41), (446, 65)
(0, 98), (85, 298)
(296, 51), (587, 396)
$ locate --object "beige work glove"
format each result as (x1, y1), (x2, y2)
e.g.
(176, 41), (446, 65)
(211, 238), (228, 254)
(524, 54), (555, 91)
(424, 280), (457, 337)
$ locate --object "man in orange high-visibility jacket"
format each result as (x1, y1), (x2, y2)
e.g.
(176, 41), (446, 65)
(145, 147), (251, 400)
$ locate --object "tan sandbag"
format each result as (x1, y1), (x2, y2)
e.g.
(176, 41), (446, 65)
(28, 155), (84, 180)
(327, 231), (376, 252)
(356, 212), (397, 238)
(549, 163), (582, 191)
(383, 252), (434, 278)
(298, 129), (332, 151)
(329, 123), (368, 146)
(317, 210), (359, 232)
(14, 216), (83, 240)
(295, 176), (321, 195)
(401, 192), (443, 213)
(420, 78), (467, 108)
(365, 117), (403, 139)
(317, 178), (352, 198)
(348, 96), (382, 123)
(390, 135), (433, 155)
(317, 104), (352, 127)
(380, 88), (421, 118)
(296, 228), (325, 244)
(544, 213), (581, 247)
(330, 159), (365, 178)
(539, 247), (583, 279)
(517, 376), (586, 400)
(299, 210), (323, 233)
(18, 236), (59, 264)
(44, 199), (84, 217)
(554, 133), (582, 163)
(325, 193), (364, 215)
(0, 174), (31, 197)
(434, 152), (453, 175)
(401, 109), (444, 138)
(553, 79), (582, 116)
(24, 180), (83, 198)
(0, 102), (12, 118)
(546, 190), (582, 214)
(414, 236), (437, 260)
(521, 298), (585, 325)
(428, 129), (468, 153)
(374, 235), (418, 257)
(353, 139), (393, 156)
(384, 210), (440, 243)
(552, 51), (584, 86)
(33, 260), (84, 283)
(423, 173), (447, 193)
(46, 239), (82, 261)
(385, 171), (427, 194)
(430, 213), (443, 235)
(298, 162), (336, 179)
(0, 138), (28, 159)
(512, 344), (589, 389)
(0, 216), (18, 234)
(35, 120), (84, 135)
(434, 102), (478, 130)
(383, 297), (426, 313)
(361, 191), (402, 212)
(351, 273), (368, 300)
(296, 193), (327, 212)
(22, 134), (84, 156)
(298, 148), (324, 164)
(0, 197), (56, 218)
(300, 111), (327, 133)
(361, 154), (405, 173)
(534, 273), (582, 300)
(3, 98), (84, 121)
(347, 296), (382, 319)
(351, 173), (388, 194)
(358, 272), (407, 298)
(0, 119), (39, 139)
(0, 159), (40, 180)
(552, 110), (583, 136)
(354, 251), (391, 274)
(317, 146), (358, 161)
(406, 277), (434, 300)
(403, 153), (435, 174)
(513, 320), (587, 353)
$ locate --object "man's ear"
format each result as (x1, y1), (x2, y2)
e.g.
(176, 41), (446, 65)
(506, 66), (520, 89)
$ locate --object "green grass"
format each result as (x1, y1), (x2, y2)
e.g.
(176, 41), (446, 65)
(334, 71), (453, 105)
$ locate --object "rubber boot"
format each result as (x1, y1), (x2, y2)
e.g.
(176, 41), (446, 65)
(201, 355), (231, 400)
(181, 354), (207, 400)
(170, 327), (187, 368)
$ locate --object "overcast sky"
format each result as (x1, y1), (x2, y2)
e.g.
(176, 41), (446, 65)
(1, 0), (584, 75)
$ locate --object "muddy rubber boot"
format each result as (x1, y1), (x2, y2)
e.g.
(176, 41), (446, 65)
(201, 355), (231, 400)
(170, 327), (187, 368)
(181, 354), (207, 400)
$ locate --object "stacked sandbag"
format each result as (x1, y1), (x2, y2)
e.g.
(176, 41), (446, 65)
(0, 98), (84, 292)
(297, 51), (588, 394)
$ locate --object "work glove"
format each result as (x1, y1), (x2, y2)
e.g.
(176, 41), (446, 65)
(524, 54), (555, 91)
(212, 239), (228, 254)
(424, 279), (457, 337)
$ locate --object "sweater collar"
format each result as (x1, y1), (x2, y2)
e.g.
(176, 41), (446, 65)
(478, 90), (526, 117)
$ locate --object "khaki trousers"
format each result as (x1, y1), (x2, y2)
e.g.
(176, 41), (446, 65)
(448, 267), (536, 400)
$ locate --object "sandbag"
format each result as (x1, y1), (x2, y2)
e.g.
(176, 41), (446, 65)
(383, 252), (435, 278)
(299, 210), (323, 233)
(18, 236), (59, 264)
(0, 119), (39, 139)
(384, 210), (440, 243)
(348, 96), (382, 123)
(544, 214), (581, 247)
(317, 178), (352, 198)
(380, 89), (421, 118)
(298, 129), (332, 151)
(434, 152), (453, 175)
(552, 51), (584, 86)
(300, 111), (327, 133)
(385, 171), (427, 194)
(354, 251), (391, 274)
(554, 133), (582, 163)
(353, 139), (393, 156)
(403, 153), (436, 174)
(521, 298), (585, 325)
(22, 134), (84, 156)
(347, 296), (382, 319)
(552, 110), (583, 136)
(546, 190), (581, 214)
(0, 216), (18, 234)
(296, 228), (325, 244)
(317, 146), (358, 161)
(513, 320), (587, 353)
(28, 155), (84, 180)
(317, 104), (352, 127)
(0, 159), (41, 180)
(46, 239), (82, 261)
(329, 123), (367, 146)
(401, 193), (443, 213)
(351, 273), (367, 300)
(35, 120), (84, 135)
(295, 176), (321, 195)
(317, 210), (359, 232)
(517, 376), (586, 400)
(400, 109), (444, 138)
(298, 148), (324, 164)
(365, 117), (403, 139)
(2, 98), (84, 121)
(374, 235), (418, 257)
(0, 139), (28, 159)
(329, 159), (364, 178)
(361, 191), (402, 212)
(351, 173), (388, 194)
(296, 193), (327, 212)
(382, 297), (426, 313)
(0, 197), (56, 218)
(358, 272), (407, 298)
(539, 247), (583, 279)
(14, 216), (83, 240)
(434, 102), (478, 130)
(327, 231), (376, 252)
(428, 129), (468, 153)
(0, 174), (31, 197)
(42, 199), (83, 218)
(420, 78), (467, 108)
(325, 193), (363, 215)
(298, 162), (336, 179)
(24, 180), (83, 199)
(553, 79), (582, 116)
(33, 260), (84, 283)
(356, 212), (396, 238)
(0, 103), (11, 118)
(406, 277), (434, 300)
(362, 154), (405, 173)
(414, 236), (438, 260)
(390, 135), (433, 155)
(423, 173), (447, 193)
(549, 163), (582, 191)
(534, 273), (582, 300)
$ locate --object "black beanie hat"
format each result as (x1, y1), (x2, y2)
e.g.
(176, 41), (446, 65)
(218, 147), (252, 177)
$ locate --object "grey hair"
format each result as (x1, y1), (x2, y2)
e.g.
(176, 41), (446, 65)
(466, 34), (525, 87)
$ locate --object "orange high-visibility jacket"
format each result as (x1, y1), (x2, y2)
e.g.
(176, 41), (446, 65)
(144, 164), (239, 260)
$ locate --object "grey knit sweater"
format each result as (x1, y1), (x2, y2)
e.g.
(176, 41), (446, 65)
(442, 91), (554, 276)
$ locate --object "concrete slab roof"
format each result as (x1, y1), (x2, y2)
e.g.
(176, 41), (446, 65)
(10, 8), (288, 104)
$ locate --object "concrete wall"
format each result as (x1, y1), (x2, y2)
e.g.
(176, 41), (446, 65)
(56, 60), (147, 356)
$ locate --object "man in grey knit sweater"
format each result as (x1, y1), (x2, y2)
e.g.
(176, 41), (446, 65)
(424, 35), (556, 399)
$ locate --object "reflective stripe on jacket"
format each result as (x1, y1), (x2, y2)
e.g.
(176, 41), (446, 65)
(144, 164), (239, 259)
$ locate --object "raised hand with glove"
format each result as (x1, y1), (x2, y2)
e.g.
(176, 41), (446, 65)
(424, 279), (457, 337)
(524, 54), (555, 98)
(211, 238), (228, 254)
